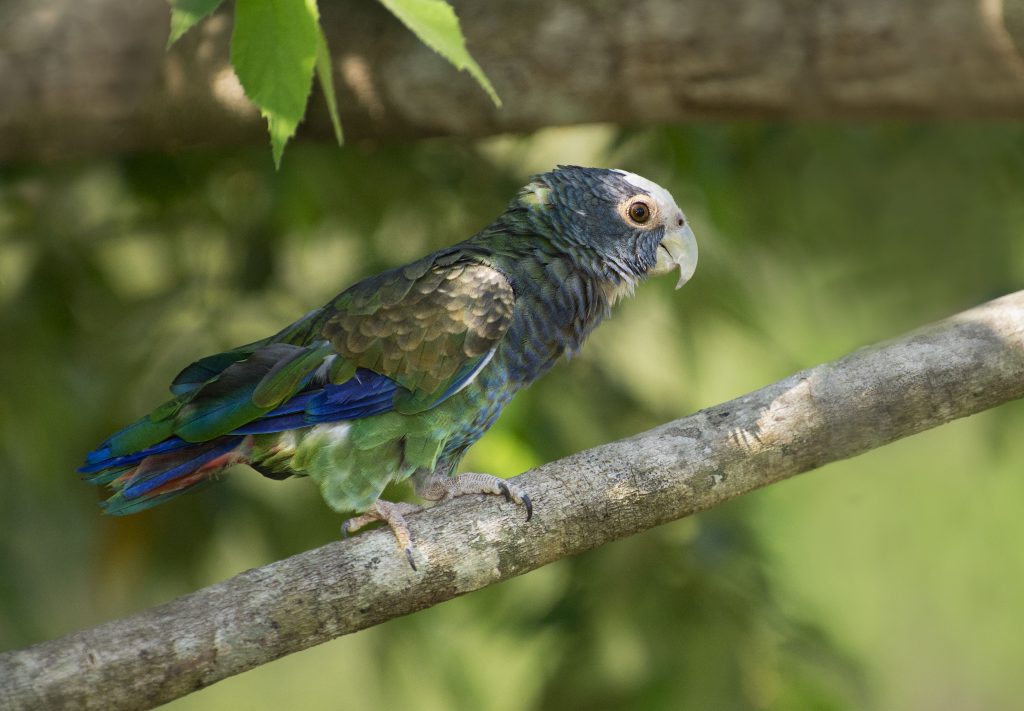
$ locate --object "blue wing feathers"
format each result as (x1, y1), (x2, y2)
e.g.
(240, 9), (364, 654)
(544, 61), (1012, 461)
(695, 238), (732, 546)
(80, 436), (191, 474)
(122, 440), (238, 499)
(228, 413), (311, 435)
(83, 361), (480, 477)
(231, 368), (398, 433)
(82, 368), (403, 473)
(305, 369), (398, 419)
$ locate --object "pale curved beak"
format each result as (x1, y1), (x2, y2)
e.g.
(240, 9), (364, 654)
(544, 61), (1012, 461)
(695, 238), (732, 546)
(652, 222), (698, 289)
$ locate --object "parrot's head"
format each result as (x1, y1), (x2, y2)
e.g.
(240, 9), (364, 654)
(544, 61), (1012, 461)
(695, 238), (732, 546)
(512, 165), (698, 298)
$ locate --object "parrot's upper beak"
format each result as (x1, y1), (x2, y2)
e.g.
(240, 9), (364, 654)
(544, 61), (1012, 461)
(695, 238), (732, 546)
(652, 222), (698, 289)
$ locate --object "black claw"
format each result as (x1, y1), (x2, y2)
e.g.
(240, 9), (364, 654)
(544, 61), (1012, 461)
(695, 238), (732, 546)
(498, 482), (513, 503)
(522, 493), (533, 522)
(340, 522), (351, 539)
(405, 548), (417, 571)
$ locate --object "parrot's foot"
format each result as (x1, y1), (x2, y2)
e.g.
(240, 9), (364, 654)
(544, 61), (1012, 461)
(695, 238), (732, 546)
(341, 500), (424, 570)
(417, 472), (533, 521)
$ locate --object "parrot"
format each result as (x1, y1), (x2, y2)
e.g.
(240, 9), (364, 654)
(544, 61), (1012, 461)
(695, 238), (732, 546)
(79, 166), (698, 567)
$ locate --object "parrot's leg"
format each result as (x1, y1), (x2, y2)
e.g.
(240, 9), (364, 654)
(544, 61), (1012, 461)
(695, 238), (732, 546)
(416, 472), (533, 522)
(341, 500), (423, 570)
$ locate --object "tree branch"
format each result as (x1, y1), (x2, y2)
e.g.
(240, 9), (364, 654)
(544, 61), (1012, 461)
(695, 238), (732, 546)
(1, 292), (1022, 709)
(3, 0), (1024, 162)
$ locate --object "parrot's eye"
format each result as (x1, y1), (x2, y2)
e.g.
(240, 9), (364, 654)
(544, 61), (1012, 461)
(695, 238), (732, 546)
(617, 195), (658, 228)
(627, 201), (651, 224)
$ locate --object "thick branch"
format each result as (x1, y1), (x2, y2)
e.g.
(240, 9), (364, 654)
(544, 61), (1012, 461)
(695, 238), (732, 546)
(1, 293), (1023, 709)
(3, 0), (1024, 162)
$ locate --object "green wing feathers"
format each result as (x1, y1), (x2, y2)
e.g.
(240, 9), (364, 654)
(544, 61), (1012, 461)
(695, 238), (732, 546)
(169, 306), (328, 396)
(109, 342), (333, 455)
(106, 257), (514, 460)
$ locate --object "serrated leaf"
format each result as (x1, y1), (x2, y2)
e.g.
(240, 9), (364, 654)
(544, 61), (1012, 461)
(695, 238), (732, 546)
(231, 0), (320, 168)
(376, 0), (501, 107)
(315, 24), (344, 146)
(167, 0), (226, 48)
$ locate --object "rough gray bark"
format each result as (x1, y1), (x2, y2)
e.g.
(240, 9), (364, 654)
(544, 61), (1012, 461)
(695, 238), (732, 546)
(1, 291), (1022, 710)
(3, 0), (1024, 162)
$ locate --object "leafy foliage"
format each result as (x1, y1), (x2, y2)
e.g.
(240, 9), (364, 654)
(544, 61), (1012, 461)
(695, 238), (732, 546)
(376, 0), (501, 106)
(168, 0), (225, 47)
(166, 0), (499, 166)
(230, 0), (321, 168)
(314, 25), (344, 146)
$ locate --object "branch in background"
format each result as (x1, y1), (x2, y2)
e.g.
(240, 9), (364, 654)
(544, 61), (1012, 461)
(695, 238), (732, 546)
(3, 0), (1024, 162)
(1, 292), (1022, 709)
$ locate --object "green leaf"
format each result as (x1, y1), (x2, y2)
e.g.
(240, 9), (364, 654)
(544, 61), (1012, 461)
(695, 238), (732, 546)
(231, 0), (320, 168)
(167, 0), (226, 48)
(375, 0), (502, 107)
(315, 24), (344, 146)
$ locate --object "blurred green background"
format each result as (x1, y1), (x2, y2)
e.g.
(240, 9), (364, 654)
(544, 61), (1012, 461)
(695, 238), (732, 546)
(2, 123), (1024, 710)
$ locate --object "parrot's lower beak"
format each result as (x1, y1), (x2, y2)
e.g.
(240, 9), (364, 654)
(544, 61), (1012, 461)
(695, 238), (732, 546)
(653, 222), (698, 289)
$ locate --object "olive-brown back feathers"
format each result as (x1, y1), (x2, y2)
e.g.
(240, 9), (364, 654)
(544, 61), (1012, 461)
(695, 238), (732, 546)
(323, 263), (514, 395)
